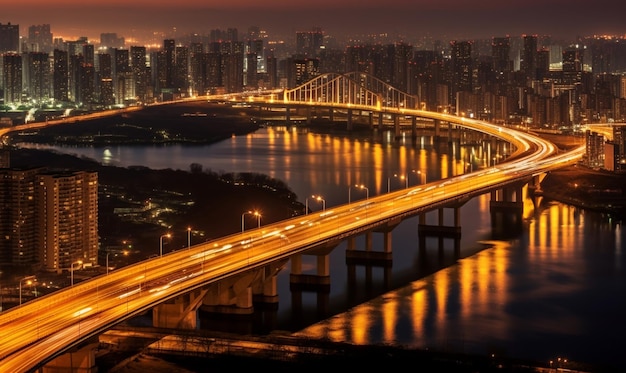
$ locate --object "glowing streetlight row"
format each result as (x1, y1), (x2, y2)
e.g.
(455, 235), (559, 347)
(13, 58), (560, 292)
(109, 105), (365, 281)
(305, 195), (326, 214)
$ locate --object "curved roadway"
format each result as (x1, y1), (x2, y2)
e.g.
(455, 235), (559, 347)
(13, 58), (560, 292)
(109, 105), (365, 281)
(0, 98), (584, 372)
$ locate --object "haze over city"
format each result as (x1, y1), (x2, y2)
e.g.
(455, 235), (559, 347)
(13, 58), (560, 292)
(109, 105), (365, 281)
(3, 0), (626, 43)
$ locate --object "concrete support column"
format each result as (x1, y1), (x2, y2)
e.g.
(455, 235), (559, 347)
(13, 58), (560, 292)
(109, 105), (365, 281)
(347, 109), (353, 131)
(394, 114), (401, 138)
(454, 206), (461, 227)
(329, 107), (334, 122)
(291, 254), (303, 275)
(285, 105), (290, 124)
(378, 112), (384, 131)
(412, 116), (418, 138)
(346, 236), (356, 251)
(383, 231), (392, 253)
(43, 341), (99, 373)
(306, 107), (312, 125)
(317, 254), (330, 277)
(365, 231), (373, 251)
(369, 112), (374, 129)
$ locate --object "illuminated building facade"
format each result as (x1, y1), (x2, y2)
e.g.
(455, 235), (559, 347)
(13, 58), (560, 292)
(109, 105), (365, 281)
(37, 171), (98, 273)
(0, 168), (99, 272)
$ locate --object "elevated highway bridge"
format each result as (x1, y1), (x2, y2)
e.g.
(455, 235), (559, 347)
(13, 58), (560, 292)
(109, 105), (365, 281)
(0, 72), (585, 372)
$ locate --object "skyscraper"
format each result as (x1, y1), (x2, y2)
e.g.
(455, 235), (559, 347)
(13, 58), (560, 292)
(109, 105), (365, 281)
(450, 40), (473, 106)
(37, 171), (98, 273)
(53, 49), (69, 102)
(521, 34), (538, 80)
(0, 168), (42, 269)
(130, 46), (148, 102)
(28, 24), (53, 53)
(2, 53), (22, 104)
(26, 51), (51, 103)
(0, 22), (19, 53)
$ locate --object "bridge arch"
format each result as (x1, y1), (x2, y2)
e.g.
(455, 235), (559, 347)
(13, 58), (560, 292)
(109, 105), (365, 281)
(282, 72), (420, 110)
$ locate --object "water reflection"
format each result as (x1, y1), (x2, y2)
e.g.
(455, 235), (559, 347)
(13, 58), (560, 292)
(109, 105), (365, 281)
(295, 204), (625, 369)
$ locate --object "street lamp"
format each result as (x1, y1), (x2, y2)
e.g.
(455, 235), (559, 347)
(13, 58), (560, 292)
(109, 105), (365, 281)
(106, 250), (111, 275)
(310, 195), (326, 211)
(355, 184), (369, 200)
(242, 210), (261, 232)
(187, 227), (192, 248)
(70, 260), (83, 287)
(159, 233), (171, 257)
(19, 275), (36, 306)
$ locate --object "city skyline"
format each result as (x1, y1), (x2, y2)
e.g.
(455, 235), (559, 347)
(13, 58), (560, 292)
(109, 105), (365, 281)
(3, 0), (626, 44)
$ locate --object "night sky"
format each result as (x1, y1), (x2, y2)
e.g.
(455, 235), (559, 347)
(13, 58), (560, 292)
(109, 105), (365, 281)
(3, 0), (625, 43)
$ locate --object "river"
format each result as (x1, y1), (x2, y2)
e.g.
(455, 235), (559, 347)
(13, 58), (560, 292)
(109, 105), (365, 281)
(19, 126), (626, 370)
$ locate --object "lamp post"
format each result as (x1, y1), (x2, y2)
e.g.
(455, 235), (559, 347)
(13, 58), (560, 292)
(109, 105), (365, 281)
(242, 210), (261, 232)
(159, 233), (171, 257)
(70, 260), (83, 287)
(19, 275), (36, 306)
(355, 184), (369, 200)
(187, 227), (192, 248)
(106, 251), (111, 275)
(311, 195), (326, 211)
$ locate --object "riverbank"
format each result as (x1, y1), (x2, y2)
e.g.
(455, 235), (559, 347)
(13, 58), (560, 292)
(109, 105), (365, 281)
(532, 132), (625, 220)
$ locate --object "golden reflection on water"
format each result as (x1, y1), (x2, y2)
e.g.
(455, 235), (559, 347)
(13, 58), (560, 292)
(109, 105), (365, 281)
(294, 240), (511, 347)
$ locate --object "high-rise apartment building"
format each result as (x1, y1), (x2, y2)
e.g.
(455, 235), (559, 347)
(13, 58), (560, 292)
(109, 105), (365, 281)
(98, 53), (114, 106)
(2, 53), (22, 104)
(130, 46), (148, 102)
(0, 22), (19, 53)
(25, 51), (51, 103)
(28, 24), (53, 53)
(296, 28), (324, 58)
(0, 168), (42, 269)
(0, 168), (98, 272)
(37, 170), (98, 273)
(521, 35), (538, 80)
(53, 49), (69, 102)
(450, 40), (473, 106)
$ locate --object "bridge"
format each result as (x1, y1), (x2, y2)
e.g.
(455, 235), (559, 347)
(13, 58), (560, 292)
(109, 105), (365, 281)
(0, 73), (585, 372)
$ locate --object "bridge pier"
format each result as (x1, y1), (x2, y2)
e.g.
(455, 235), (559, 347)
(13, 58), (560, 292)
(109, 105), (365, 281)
(289, 244), (336, 319)
(434, 119), (441, 141)
(200, 272), (258, 316)
(411, 116), (418, 139)
(42, 339), (99, 373)
(418, 207), (462, 259)
(153, 288), (207, 329)
(393, 114), (401, 139)
(378, 112), (384, 131)
(306, 107), (312, 125)
(347, 109), (353, 131)
(490, 184), (525, 238)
